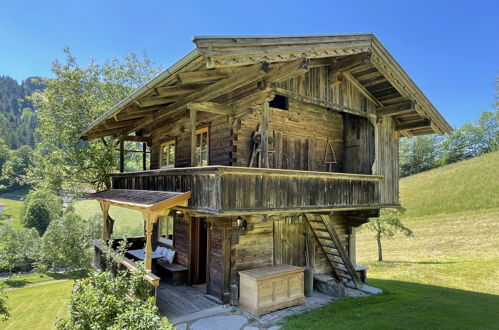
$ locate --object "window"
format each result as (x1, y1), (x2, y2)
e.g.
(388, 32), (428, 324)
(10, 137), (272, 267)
(269, 95), (289, 110)
(160, 140), (176, 168)
(195, 127), (209, 166)
(158, 216), (174, 245)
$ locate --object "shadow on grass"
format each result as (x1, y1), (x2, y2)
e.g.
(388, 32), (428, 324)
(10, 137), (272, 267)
(371, 260), (456, 265)
(284, 279), (499, 330)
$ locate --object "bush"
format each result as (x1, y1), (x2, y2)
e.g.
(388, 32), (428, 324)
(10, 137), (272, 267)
(38, 207), (92, 271)
(56, 267), (173, 330)
(0, 224), (40, 274)
(21, 189), (62, 235)
(0, 289), (9, 321)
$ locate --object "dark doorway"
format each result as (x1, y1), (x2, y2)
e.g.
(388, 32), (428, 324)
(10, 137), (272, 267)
(190, 217), (208, 287)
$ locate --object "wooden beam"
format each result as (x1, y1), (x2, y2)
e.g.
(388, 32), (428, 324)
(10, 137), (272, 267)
(342, 72), (382, 107)
(395, 118), (431, 131)
(121, 135), (152, 144)
(274, 87), (376, 119)
(99, 201), (110, 241)
(136, 95), (182, 107)
(377, 100), (416, 116)
(187, 101), (231, 115)
(266, 58), (309, 84)
(142, 143), (147, 171)
(328, 53), (372, 76)
(123, 62), (273, 134)
(144, 212), (154, 270)
(190, 109), (197, 166)
(119, 139), (125, 173)
(176, 70), (228, 85)
(154, 85), (200, 97)
(260, 102), (269, 168)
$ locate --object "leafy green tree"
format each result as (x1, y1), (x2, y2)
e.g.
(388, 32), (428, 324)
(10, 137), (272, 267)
(28, 49), (160, 193)
(39, 207), (93, 271)
(0, 144), (32, 190)
(21, 189), (62, 235)
(399, 135), (440, 177)
(56, 267), (173, 330)
(0, 289), (9, 321)
(0, 224), (40, 274)
(364, 207), (413, 261)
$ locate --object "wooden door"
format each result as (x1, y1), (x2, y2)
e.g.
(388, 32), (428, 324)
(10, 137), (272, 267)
(343, 114), (375, 174)
(190, 217), (208, 285)
(273, 131), (313, 170)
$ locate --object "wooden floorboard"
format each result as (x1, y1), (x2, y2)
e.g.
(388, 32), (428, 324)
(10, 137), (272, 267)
(156, 282), (219, 319)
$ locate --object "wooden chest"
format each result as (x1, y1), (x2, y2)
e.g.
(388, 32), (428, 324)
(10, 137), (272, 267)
(239, 265), (305, 316)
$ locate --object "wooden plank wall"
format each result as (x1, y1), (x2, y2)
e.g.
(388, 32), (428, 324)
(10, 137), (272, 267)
(173, 213), (190, 267)
(230, 213), (354, 288)
(232, 100), (344, 171)
(372, 117), (400, 205)
(343, 114), (375, 174)
(207, 222), (225, 299)
(149, 111), (232, 169)
(276, 67), (377, 115)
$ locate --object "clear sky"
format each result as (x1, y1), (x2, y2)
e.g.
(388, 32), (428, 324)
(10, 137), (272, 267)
(1, 0), (497, 127)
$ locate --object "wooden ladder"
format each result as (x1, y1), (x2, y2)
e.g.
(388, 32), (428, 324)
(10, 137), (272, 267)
(304, 213), (363, 289)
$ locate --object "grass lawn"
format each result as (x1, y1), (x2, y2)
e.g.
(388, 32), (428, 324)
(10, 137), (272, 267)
(285, 278), (499, 330)
(0, 198), (23, 230)
(1, 280), (74, 330)
(0, 270), (88, 289)
(74, 199), (143, 237)
(400, 151), (499, 218)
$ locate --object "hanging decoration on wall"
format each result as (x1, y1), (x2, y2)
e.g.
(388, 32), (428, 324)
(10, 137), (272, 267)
(323, 138), (337, 171)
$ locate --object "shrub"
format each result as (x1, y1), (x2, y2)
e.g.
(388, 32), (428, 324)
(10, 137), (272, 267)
(38, 207), (92, 271)
(0, 224), (40, 274)
(21, 189), (62, 235)
(0, 289), (9, 321)
(56, 267), (173, 330)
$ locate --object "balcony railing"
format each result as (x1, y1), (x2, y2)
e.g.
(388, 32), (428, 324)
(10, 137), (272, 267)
(111, 166), (384, 215)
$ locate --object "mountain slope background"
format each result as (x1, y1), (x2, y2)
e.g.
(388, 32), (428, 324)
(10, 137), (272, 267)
(0, 75), (44, 149)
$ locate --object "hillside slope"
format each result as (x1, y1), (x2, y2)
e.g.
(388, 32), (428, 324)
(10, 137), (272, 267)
(399, 150), (499, 218)
(357, 151), (499, 295)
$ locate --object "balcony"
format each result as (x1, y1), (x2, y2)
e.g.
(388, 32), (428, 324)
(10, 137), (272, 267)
(111, 166), (384, 215)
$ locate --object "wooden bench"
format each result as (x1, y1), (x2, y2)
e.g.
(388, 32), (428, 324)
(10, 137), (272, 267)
(156, 258), (188, 285)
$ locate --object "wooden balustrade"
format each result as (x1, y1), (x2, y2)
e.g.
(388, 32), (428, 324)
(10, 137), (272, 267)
(111, 166), (388, 215)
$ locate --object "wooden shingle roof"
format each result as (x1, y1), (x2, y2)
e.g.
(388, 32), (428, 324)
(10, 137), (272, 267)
(88, 189), (191, 212)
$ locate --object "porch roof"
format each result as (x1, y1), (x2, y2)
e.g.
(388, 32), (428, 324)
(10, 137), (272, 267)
(87, 189), (191, 212)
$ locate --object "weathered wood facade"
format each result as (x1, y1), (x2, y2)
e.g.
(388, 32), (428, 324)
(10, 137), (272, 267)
(82, 34), (450, 309)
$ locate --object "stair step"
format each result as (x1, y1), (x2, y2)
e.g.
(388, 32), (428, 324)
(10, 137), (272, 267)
(337, 273), (352, 280)
(321, 243), (337, 249)
(307, 220), (324, 223)
(328, 258), (345, 265)
(316, 235), (332, 240)
(334, 265), (348, 272)
(325, 251), (340, 257)
(312, 228), (329, 233)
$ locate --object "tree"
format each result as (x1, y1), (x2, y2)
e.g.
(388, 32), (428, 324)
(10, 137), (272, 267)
(0, 224), (40, 274)
(28, 49), (161, 193)
(21, 189), (62, 235)
(39, 207), (94, 271)
(56, 267), (173, 330)
(363, 207), (413, 261)
(0, 289), (9, 321)
(399, 135), (440, 177)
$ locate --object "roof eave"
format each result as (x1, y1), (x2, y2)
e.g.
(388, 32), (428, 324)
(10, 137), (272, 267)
(80, 49), (201, 139)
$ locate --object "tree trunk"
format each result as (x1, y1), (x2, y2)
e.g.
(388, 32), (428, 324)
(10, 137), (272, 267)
(377, 231), (383, 261)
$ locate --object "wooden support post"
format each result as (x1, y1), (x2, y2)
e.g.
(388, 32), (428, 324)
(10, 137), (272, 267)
(119, 139), (125, 173)
(260, 102), (269, 168)
(142, 142), (147, 171)
(144, 212), (154, 270)
(190, 109), (197, 166)
(99, 201), (110, 241)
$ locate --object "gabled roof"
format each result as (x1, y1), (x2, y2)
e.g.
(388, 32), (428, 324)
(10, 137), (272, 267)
(81, 34), (451, 139)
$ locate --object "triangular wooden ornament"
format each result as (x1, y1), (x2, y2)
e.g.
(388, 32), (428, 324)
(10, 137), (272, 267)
(323, 138), (337, 164)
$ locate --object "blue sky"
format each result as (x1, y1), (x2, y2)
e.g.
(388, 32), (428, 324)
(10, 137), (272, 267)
(0, 0), (497, 127)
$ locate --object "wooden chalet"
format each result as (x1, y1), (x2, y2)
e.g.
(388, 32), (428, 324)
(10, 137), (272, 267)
(82, 34), (450, 317)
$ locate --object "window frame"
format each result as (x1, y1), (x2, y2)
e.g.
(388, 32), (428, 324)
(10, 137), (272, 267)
(159, 139), (176, 168)
(195, 126), (209, 167)
(158, 215), (174, 246)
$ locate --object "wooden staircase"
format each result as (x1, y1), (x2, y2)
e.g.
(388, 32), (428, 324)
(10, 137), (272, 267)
(304, 213), (363, 289)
